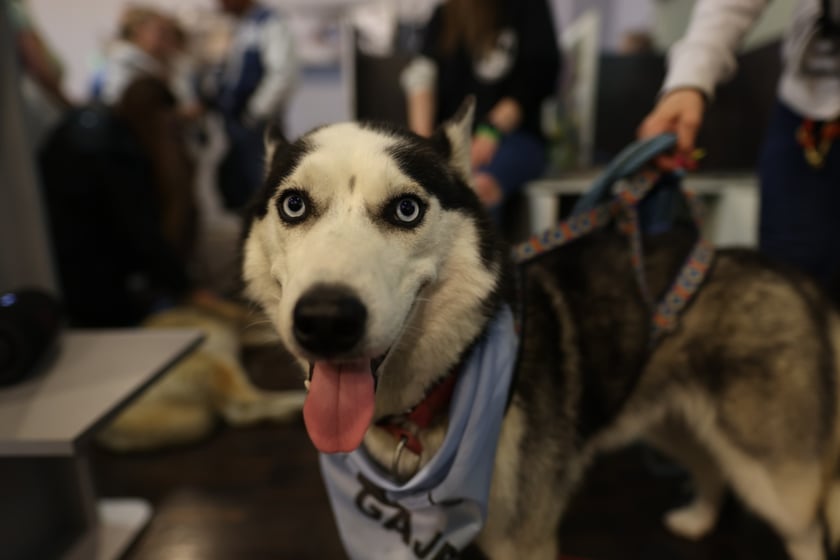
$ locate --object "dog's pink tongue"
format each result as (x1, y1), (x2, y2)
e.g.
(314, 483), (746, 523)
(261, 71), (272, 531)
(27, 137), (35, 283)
(303, 360), (374, 454)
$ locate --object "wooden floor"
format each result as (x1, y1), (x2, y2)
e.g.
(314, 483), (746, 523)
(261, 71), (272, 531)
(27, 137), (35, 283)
(90, 346), (791, 560)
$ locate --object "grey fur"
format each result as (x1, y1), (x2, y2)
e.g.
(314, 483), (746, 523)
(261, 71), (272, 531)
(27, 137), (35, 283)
(244, 114), (840, 560)
(479, 227), (840, 560)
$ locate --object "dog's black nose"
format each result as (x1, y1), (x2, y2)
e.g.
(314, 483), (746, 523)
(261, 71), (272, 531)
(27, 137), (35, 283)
(293, 285), (367, 357)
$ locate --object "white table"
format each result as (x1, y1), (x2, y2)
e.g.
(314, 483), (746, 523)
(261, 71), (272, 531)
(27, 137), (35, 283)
(0, 329), (202, 560)
(525, 172), (760, 248)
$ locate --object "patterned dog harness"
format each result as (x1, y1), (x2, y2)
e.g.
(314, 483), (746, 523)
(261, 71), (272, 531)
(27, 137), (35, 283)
(513, 134), (716, 345)
(320, 136), (715, 560)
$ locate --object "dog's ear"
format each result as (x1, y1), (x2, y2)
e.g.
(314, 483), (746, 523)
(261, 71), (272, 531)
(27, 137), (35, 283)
(431, 96), (475, 182)
(264, 122), (288, 169)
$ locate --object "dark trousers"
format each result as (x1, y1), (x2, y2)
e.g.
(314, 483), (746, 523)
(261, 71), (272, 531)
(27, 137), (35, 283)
(479, 130), (547, 225)
(758, 101), (840, 290)
(218, 117), (266, 211)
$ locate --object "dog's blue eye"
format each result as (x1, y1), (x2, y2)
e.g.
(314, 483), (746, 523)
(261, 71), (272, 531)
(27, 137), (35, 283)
(279, 191), (308, 222)
(395, 197), (422, 224)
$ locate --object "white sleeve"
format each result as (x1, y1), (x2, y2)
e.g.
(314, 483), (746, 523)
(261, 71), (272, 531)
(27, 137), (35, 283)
(662, 0), (770, 98)
(246, 16), (298, 122)
(400, 56), (437, 94)
(100, 64), (131, 105)
(99, 46), (135, 105)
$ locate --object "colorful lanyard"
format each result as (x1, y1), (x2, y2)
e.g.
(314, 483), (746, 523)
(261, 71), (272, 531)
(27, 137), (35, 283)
(512, 162), (714, 346)
(797, 118), (840, 169)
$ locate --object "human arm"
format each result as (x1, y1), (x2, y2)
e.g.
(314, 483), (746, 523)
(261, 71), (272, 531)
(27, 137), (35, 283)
(245, 16), (297, 124)
(401, 7), (443, 137)
(16, 29), (72, 107)
(471, 0), (559, 167)
(9, 0), (71, 107)
(470, 97), (523, 168)
(401, 53), (437, 137)
(406, 85), (436, 138)
(638, 0), (769, 164)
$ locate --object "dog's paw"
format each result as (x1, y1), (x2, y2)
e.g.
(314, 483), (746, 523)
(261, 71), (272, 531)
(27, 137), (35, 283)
(664, 501), (718, 540)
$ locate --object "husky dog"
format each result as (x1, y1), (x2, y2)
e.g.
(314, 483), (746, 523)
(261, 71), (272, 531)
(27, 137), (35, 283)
(242, 101), (840, 560)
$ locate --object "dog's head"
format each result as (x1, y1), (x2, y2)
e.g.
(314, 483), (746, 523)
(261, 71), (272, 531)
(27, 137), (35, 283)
(242, 99), (507, 454)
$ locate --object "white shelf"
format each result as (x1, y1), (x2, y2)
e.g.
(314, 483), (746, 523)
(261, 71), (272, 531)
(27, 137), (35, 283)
(0, 329), (202, 456)
(525, 172), (759, 248)
(0, 328), (202, 560)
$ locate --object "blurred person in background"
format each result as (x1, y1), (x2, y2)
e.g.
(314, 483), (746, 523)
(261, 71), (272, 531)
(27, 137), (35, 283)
(638, 0), (840, 292)
(213, 0), (297, 210)
(400, 0), (560, 219)
(93, 5), (201, 118)
(7, 0), (72, 149)
(40, 77), (196, 326)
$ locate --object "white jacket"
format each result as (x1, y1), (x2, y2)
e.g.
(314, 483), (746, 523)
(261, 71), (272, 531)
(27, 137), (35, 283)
(220, 5), (297, 123)
(663, 0), (840, 120)
(98, 42), (164, 105)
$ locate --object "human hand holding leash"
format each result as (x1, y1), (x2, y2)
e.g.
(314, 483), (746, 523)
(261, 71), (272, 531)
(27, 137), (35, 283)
(638, 89), (706, 170)
(470, 97), (522, 169)
(470, 130), (500, 169)
(471, 124), (503, 206)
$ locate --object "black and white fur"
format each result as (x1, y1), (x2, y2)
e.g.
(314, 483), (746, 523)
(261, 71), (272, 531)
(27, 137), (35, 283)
(243, 101), (840, 560)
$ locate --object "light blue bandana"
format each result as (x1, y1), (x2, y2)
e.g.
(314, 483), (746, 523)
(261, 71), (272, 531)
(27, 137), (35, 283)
(319, 307), (519, 559)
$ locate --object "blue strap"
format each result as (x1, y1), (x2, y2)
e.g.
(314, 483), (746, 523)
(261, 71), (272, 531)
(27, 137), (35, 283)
(513, 132), (715, 347)
(573, 133), (678, 214)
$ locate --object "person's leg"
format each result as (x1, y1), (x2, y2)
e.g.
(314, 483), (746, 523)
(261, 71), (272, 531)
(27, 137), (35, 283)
(758, 102), (840, 289)
(477, 130), (547, 221)
(218, 118), (266, 210)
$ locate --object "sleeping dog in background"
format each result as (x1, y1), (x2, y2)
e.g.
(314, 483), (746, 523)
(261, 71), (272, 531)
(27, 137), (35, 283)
(242, 99), (840, 560)
(97, 300), (305, 453)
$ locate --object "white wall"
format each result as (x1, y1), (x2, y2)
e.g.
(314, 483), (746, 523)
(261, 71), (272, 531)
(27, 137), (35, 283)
(32, 0), (659, 101)
(27, 0), (352, 135)
(555, 0), (793, 53)
(28, 0), (215, 100)
(553, 0), (654, 51)
(29, 0), (797, 99)
(653, 0), (795, 51)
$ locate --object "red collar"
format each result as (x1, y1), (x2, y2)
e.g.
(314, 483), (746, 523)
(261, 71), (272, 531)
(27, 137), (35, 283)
(376, 371), (459, 455)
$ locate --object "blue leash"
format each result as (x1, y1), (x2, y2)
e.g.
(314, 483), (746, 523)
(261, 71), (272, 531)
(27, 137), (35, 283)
(513, 134), (715, 344)
(572, 133), (679, 214)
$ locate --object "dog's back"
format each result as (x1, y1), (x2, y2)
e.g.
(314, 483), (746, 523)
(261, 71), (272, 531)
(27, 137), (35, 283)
(508, 226), (840, 560)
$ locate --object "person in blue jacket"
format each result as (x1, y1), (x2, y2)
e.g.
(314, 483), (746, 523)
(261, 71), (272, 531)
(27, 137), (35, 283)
(215, 0), (297, 210)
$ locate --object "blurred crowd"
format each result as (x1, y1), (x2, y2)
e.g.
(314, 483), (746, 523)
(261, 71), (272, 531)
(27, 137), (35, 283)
(8, 0), (840, 327)
(9, 0), (298, 327)
(9, 0), (564, 329)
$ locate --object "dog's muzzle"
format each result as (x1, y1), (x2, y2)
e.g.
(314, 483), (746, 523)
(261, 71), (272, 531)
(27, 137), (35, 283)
(294, 284), (376, 454)
(293, 284), (367, 357)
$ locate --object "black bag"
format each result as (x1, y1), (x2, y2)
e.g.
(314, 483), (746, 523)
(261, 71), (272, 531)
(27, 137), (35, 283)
(39, 106), (190, 327)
